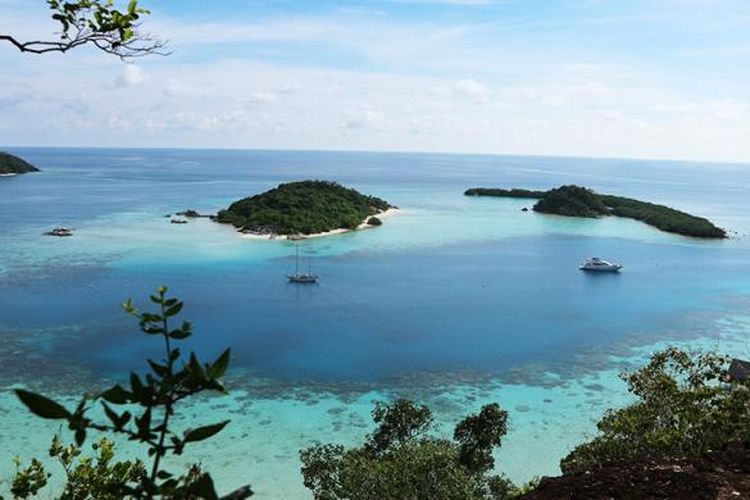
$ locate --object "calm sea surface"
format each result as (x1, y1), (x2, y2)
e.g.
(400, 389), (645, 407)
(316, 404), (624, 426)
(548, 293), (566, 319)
(1, 148), (749, 497)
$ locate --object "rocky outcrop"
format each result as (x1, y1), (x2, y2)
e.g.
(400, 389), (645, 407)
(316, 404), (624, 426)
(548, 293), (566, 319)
(0, 152), (40, 175)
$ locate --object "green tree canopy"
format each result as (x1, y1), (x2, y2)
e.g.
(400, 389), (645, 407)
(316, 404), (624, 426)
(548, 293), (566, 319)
(561, 347), (750, 474)
(300, 399), (516, 500)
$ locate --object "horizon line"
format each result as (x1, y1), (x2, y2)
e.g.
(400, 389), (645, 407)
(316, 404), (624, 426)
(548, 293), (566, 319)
(2, 144), (750, 168)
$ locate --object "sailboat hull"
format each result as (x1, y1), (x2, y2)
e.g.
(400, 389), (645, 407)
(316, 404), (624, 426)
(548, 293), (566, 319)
(287, 274), (319, 283)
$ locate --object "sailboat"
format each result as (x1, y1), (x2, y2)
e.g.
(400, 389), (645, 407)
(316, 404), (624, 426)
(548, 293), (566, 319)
(287, 245), (319, 283)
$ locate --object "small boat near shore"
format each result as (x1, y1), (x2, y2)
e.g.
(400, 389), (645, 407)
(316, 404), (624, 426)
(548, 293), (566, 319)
(579, 257), (622, 273)
(44, 227), (73, 237)
(288, 245), (319, 283)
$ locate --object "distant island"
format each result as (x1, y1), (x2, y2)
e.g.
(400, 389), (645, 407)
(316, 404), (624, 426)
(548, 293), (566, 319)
(216, 180), (395, 238)
(465, 184), (726, 239)
(0, 152), (40, 175)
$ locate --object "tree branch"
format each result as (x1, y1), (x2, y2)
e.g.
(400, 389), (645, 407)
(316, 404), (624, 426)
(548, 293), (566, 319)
(0, 35), (86, 54)
(0, 1), (169, 61)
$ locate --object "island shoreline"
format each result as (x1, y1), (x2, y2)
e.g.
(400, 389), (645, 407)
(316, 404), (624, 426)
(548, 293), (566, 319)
(465, 185), (727, 239)
(237, 208), (400, 241)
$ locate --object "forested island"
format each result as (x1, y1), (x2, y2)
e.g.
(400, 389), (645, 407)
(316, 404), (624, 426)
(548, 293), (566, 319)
(216, 180), (394, 236)
(465, 184), (726, 238)
(0, 152), (39, 175)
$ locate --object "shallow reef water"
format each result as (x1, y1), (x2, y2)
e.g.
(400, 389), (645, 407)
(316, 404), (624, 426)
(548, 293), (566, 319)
(1, 148), (750, 497)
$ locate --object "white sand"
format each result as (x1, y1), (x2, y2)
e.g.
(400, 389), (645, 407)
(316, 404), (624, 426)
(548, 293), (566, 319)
(237, 208), (400, 241)
(0, 173), (18, 177)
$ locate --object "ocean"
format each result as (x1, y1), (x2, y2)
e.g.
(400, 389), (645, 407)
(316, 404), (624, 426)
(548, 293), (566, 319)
(1, 148), (749, 497)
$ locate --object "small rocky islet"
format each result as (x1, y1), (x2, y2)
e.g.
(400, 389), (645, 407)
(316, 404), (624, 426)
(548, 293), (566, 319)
(0, 152), (40, 175)
(465, 184), (727, 239)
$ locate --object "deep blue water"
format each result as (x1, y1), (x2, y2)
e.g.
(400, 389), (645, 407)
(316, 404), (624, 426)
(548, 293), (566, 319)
(1, 147), (749, 384)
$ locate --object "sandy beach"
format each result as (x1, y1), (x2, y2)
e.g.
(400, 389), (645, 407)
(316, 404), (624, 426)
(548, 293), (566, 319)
(238, 207), (400, 241)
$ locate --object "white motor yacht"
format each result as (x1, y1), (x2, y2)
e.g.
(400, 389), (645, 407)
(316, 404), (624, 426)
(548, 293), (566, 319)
(579, 257), (622, 272)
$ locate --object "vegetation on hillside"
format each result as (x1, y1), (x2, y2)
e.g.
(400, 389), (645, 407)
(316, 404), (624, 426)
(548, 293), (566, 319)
(533, 185), (609, 218)
(560, 347), (750, 474)
(0, 152), (40, 175)
(300, 399), (529, 499)
(464, 184), (726, 238)
(12, 436), (146, 499)
(600, 194), (726, 238)
(216, 180), (392, 235)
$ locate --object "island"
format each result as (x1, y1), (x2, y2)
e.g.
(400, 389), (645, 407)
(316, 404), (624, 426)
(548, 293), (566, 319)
(216, 180), (395, 238)
(0, 152), (40, 175)
(465, 184), (726, 239)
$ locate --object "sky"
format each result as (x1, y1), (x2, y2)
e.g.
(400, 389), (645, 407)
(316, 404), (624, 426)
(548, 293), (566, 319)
(2, 0), (750, 162)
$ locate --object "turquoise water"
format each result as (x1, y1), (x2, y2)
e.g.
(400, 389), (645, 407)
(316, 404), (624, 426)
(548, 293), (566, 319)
(1, 148), (750, 497)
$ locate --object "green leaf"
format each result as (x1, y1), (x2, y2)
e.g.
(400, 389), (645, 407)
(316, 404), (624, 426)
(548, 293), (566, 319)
(129, 373), (146, 402)
(184, 420), (229, 443)
(101, 401), (121, 428)
(164, 302), (183, 317)
(135, 408), (152, 438)
(122, 298), (136, 313)
(148, 360), (169, 377)
(169, 328), (191, 340)
(15, 390), (70, 420)
(100, 384), (131, 404)
(75, 428), (86, 446)
(212, 349), (231, 378)
(191, 473), (219, 500)
(188, 352), (208, 383)
(128, 0), (137, 14)
(121, 410), (132, 424)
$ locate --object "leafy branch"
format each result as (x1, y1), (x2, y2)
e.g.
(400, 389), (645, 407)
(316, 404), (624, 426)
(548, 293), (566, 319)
(14, 286), (252, 499)
(0, 1), (168, 60)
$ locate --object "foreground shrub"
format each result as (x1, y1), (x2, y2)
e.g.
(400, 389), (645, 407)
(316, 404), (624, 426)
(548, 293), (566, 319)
(10, 286), (252, 499)
(11, 436), (145, 499)
(561, 347), (750, 473)
(300, 399), (518, 499)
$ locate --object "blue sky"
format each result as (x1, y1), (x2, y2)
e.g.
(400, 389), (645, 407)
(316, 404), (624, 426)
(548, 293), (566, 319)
(3, 0), (750, 161)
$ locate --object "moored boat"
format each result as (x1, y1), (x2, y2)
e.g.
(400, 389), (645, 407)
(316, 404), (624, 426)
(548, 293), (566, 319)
(288, 245), (319, 283)
(44, 227), (73, 237)
(579, 257), (622, 272)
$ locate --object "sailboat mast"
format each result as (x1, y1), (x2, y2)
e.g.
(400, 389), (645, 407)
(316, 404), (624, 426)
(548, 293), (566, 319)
(295, 245), (300, 274)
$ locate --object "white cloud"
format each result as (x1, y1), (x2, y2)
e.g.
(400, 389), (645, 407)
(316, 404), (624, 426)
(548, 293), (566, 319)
(115, 65), (149, 87)
(453, 79), (489, 103)
(248, 92), (280, 104)
(343, 107), (387, 130)
(152, 19), (349, 45)
(4, 1), (750, 162)
(162, 79), (214, 98)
